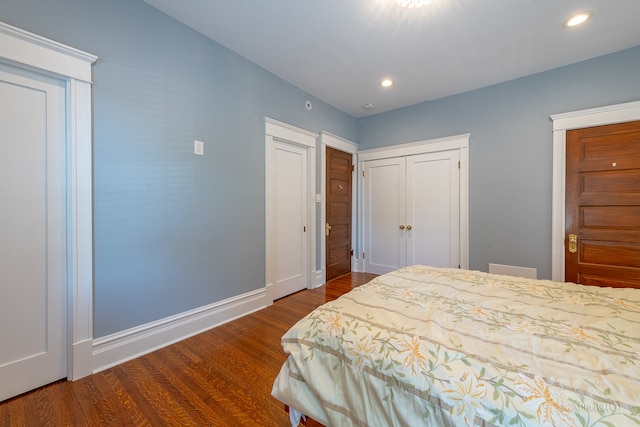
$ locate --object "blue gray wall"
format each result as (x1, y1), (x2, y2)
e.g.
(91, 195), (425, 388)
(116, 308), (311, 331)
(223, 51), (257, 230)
(1, 0), (357, 338)
(3, 0), (640, 338)
(357, 46), (640, 279)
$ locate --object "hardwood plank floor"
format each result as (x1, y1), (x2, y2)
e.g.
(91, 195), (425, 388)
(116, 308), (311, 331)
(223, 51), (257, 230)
(0, 272), (377, 427)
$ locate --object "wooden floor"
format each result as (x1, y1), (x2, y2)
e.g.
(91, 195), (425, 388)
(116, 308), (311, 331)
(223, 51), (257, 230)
(0, 272), (377, 427)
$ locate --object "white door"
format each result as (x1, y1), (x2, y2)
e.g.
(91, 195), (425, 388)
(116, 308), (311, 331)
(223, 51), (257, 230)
(0, 65), (67, 401)
(363, 157), (406, 274)
(271, 140), (309, 300)
(406, 151), (460, 268)
(362, 150), (461, 275)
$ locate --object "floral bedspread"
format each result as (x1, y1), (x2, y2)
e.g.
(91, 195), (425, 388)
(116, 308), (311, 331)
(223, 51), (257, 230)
(271, 266), (640, 426)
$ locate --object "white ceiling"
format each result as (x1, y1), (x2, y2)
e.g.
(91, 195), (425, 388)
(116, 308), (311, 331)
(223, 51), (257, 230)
(142, 0), (640, 118)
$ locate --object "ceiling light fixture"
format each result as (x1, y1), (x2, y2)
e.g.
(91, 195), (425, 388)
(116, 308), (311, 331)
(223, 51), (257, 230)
(380, 79), (394, 87)
(563, 11), (592, 28)
(396, 0), (432, 7)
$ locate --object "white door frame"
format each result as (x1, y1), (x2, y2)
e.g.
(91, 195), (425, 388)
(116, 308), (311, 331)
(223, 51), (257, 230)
(319, 131), (358, 284)
(0, 22), (96, 380)
(550, 100), (640, 282)
(265, 118), (317, 303)
(358, 134), (470, 271)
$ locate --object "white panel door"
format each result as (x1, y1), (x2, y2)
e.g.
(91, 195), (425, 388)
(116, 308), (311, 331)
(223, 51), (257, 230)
(406, 151), (460, 268)
(271, 140), (309, 300)
(0, 65), (67, 401)
(363, 157), (406, 274)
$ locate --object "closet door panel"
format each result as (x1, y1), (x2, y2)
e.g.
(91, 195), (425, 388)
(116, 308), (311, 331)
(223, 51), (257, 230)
(363, 158), (406, 274)
(406, 151), (460, 268)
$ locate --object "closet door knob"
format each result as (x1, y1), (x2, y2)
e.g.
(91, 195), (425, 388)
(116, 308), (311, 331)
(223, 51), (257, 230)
(399, 225), (405, 230)
(407, 225), (413, 230)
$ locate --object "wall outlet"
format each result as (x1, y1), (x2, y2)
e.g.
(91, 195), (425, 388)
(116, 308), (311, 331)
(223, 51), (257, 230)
(194, 140), (204, 156)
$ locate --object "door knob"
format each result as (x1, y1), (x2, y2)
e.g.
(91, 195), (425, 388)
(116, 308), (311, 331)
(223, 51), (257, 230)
(568, 234), (577, 253)
(407, 225), (412, 230)
(399, 225), (405, 230)
(326, 222), (332, 236)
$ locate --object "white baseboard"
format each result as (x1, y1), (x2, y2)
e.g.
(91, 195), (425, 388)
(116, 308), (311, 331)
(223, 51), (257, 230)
(352, 258), (364, 273)
(311, 269), (325, 288)
(92, 287), (268, 373)
(265, 282), (275, 304)
(69, 338), (93, 380)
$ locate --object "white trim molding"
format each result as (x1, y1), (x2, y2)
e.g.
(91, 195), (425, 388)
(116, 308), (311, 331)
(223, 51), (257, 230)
(0, 21), (97, 380)
(264, 118), (317, 302)
(319, 131), (359, 282)
(550, 100), (640, 282)
(0, 22), (95, 83)
(93, 289), (268, 373)
(265, 117), (317, 147)
(358, 133), (470, 162)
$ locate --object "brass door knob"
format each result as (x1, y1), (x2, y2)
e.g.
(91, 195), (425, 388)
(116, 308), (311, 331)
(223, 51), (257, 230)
(399, 225), (405, 230)
(407, 225), (413, 230)
(568, 234), (577, 253)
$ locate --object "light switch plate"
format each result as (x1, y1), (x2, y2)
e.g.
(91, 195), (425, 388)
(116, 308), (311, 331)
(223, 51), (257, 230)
(194, 140), (204, 156)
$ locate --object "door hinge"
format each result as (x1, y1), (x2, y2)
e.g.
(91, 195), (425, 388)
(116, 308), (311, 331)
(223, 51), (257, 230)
(362, 252), (365, 259)
(352, 164), (355, 172)
(458, 161), (460, 169)
(350, 249), (354, 256)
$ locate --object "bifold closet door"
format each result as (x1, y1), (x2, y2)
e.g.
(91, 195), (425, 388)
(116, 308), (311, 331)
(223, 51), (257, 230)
(406, 151), (460, 268)
(362, 149), (461, 275)
(362, 157), (406, 274)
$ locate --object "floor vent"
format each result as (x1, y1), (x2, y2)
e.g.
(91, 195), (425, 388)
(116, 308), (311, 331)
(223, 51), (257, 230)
(488, 263), (537, 279)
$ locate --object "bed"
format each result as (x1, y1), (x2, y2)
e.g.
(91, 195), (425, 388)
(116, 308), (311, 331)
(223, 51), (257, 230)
(271, 265), (640, 426)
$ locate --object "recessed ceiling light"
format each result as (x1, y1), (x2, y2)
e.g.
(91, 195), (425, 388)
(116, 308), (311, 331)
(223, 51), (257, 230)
(363, 103), (376, 110)
(563, 11), (592, 28)
(380, 79), (394, 87)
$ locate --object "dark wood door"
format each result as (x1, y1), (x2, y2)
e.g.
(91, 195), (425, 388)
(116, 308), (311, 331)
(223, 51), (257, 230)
(565, 120), (640, 287)
(326, 147), (353, 281)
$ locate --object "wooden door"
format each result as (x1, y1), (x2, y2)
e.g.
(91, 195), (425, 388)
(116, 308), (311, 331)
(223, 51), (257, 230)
(363, 157), (406, 274)
(271, 141), (309, 299)
(325, 147), (352, 281)
(406, 151), (460, 268)
(565, 120), (640, 287)
(0, 65), (67, 401)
